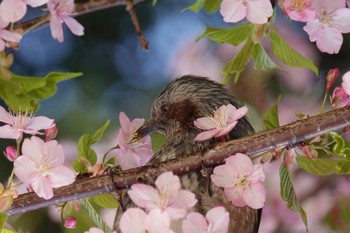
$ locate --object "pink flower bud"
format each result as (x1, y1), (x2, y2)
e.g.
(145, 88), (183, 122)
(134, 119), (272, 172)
(284, 148), (296, 167)
(45, 123), (58, 141)
(64, 217), (77, 229)
(326, 68), (339, 91)
(4, 146), (17, 162)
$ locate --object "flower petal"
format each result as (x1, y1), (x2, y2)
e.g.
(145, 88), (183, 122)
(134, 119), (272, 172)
(224, 187), (246, 207)
(243, 182), (266, 209)
(27, 116), (54, 131)
(145, 209), (172, 233)
(63, 16), (84, 36)
(220, 0), (246, 23)
(246, 0), (273, 24)
(206, 206), (229, 233)
(194, 129), (220, 141)
(0, 0), (26, 22)
(127, 184), (158, 209)
(211, 164), (236, 188)
(120, 208), (146, 233)
(155, 172), (181, 197)
(30, 173), (54, 199)
(227, 153), (253, 177)
(0, 125), (20, 139)
(182, 212), (207, 233)
(47, 166), (75, 188)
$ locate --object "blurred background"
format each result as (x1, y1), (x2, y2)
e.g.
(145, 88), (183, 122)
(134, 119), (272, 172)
(1, 0), (350, 232)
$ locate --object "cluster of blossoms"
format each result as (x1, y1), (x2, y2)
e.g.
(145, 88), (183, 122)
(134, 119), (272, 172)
(0, 106), (75, 206)
(219, 0), (350, 54)
(0, 0), (84, 51)
(119, 171), (230, 233)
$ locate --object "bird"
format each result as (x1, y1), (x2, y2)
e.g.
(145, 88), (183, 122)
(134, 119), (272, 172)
(113, 75), (261, 233)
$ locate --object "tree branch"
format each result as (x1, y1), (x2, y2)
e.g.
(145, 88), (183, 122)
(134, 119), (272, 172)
(14, 0), (144, 32)
(7, 105), (350, 216)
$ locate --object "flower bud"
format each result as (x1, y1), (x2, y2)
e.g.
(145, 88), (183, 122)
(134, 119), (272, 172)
(45, 123), (58, 141)
(64, 217), (77, 229)
(326, 68), (339, 91)
(4, 146), (16, 162)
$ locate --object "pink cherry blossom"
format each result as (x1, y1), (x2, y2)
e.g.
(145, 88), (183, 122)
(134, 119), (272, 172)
(0, 0), (47, 23)
(220, 0), (273, 24)
(182, 206), (229, 233)
(0, 106), (54, 140)
(47, 0), (84, 42)
(116, 112), (153, 170)
(0, 18), (22, 52)
(283, 0), (316, 22)
(331, 71), (350, 108)
(303, 0), (350, 54)
(211, 153), (266, 209)
(194, 104), (248, 141)
(4, 145), (17, 162)
(14, 136), (75, 200)
(127, 171), (197, 220)
(120, 208), (174, 233)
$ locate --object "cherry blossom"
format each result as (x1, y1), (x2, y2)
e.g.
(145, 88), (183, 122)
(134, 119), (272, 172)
(116, 112), (153, 170)
(84, 228), (114, 233)
(0, 106), (54, 140)
(211, 153), (266, 209)
(14, 136), (75, 200)
(303, 0), (350, 54)
(0, 0), (47, 23)
(0, 18), (22, 52)
(220, 0), (273, 24)
(194, 104), (248, 141)
(4, 145), (17, 162)
(127, 171), (197, 220)
(120, 208), (174, 233)
(331, 71), (350, 108)
(48, 0), (84, 42)
(283, 0), (316, 22)
(182, 206), (229, 233)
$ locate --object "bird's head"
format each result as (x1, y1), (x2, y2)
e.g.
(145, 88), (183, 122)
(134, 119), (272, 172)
(134, 75), (254, 142)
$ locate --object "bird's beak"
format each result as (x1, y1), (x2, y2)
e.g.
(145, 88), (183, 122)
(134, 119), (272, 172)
(132, 119), (159, 142)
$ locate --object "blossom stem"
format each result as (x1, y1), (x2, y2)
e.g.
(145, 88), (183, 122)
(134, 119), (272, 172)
(320, 91), (329, 114)
(23, 15), (50, 35)
(102, 145), (119, 163)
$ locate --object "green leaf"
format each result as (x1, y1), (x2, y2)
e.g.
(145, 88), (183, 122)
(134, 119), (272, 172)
(92, 194), (119, 208)
(338, 160), (350, 173)
(80, 198), (112, 233)
(76, 120), (110, 168)
(183, 0), (206, 12)
(203, 0), (221, 13)
(330, 132), (346, 155)
(106, 156), (116, 167)
(296, 155), (350, 175)
(151, 0), (157, 6)
(252, 43), (280, 71)
(223, 39), (254, 82)
(72, 160), (88, 173)
(280, 164), (308, 230)
(0, 228), (16, 233)
(262, 95), (281, 130)
(0, 213), (7, 228)
(196, 24), (254, 46)
(269, 29), (318, 75)
(0, 71), (82, 112)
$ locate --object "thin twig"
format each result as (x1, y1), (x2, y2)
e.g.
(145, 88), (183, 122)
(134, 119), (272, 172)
(7, 105), (350, 216)
(126, 0), (149, 50)
(13, 0), (145, 35)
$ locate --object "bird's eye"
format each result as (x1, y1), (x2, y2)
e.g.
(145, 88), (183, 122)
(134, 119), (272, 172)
(161, 104), (169, 113)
